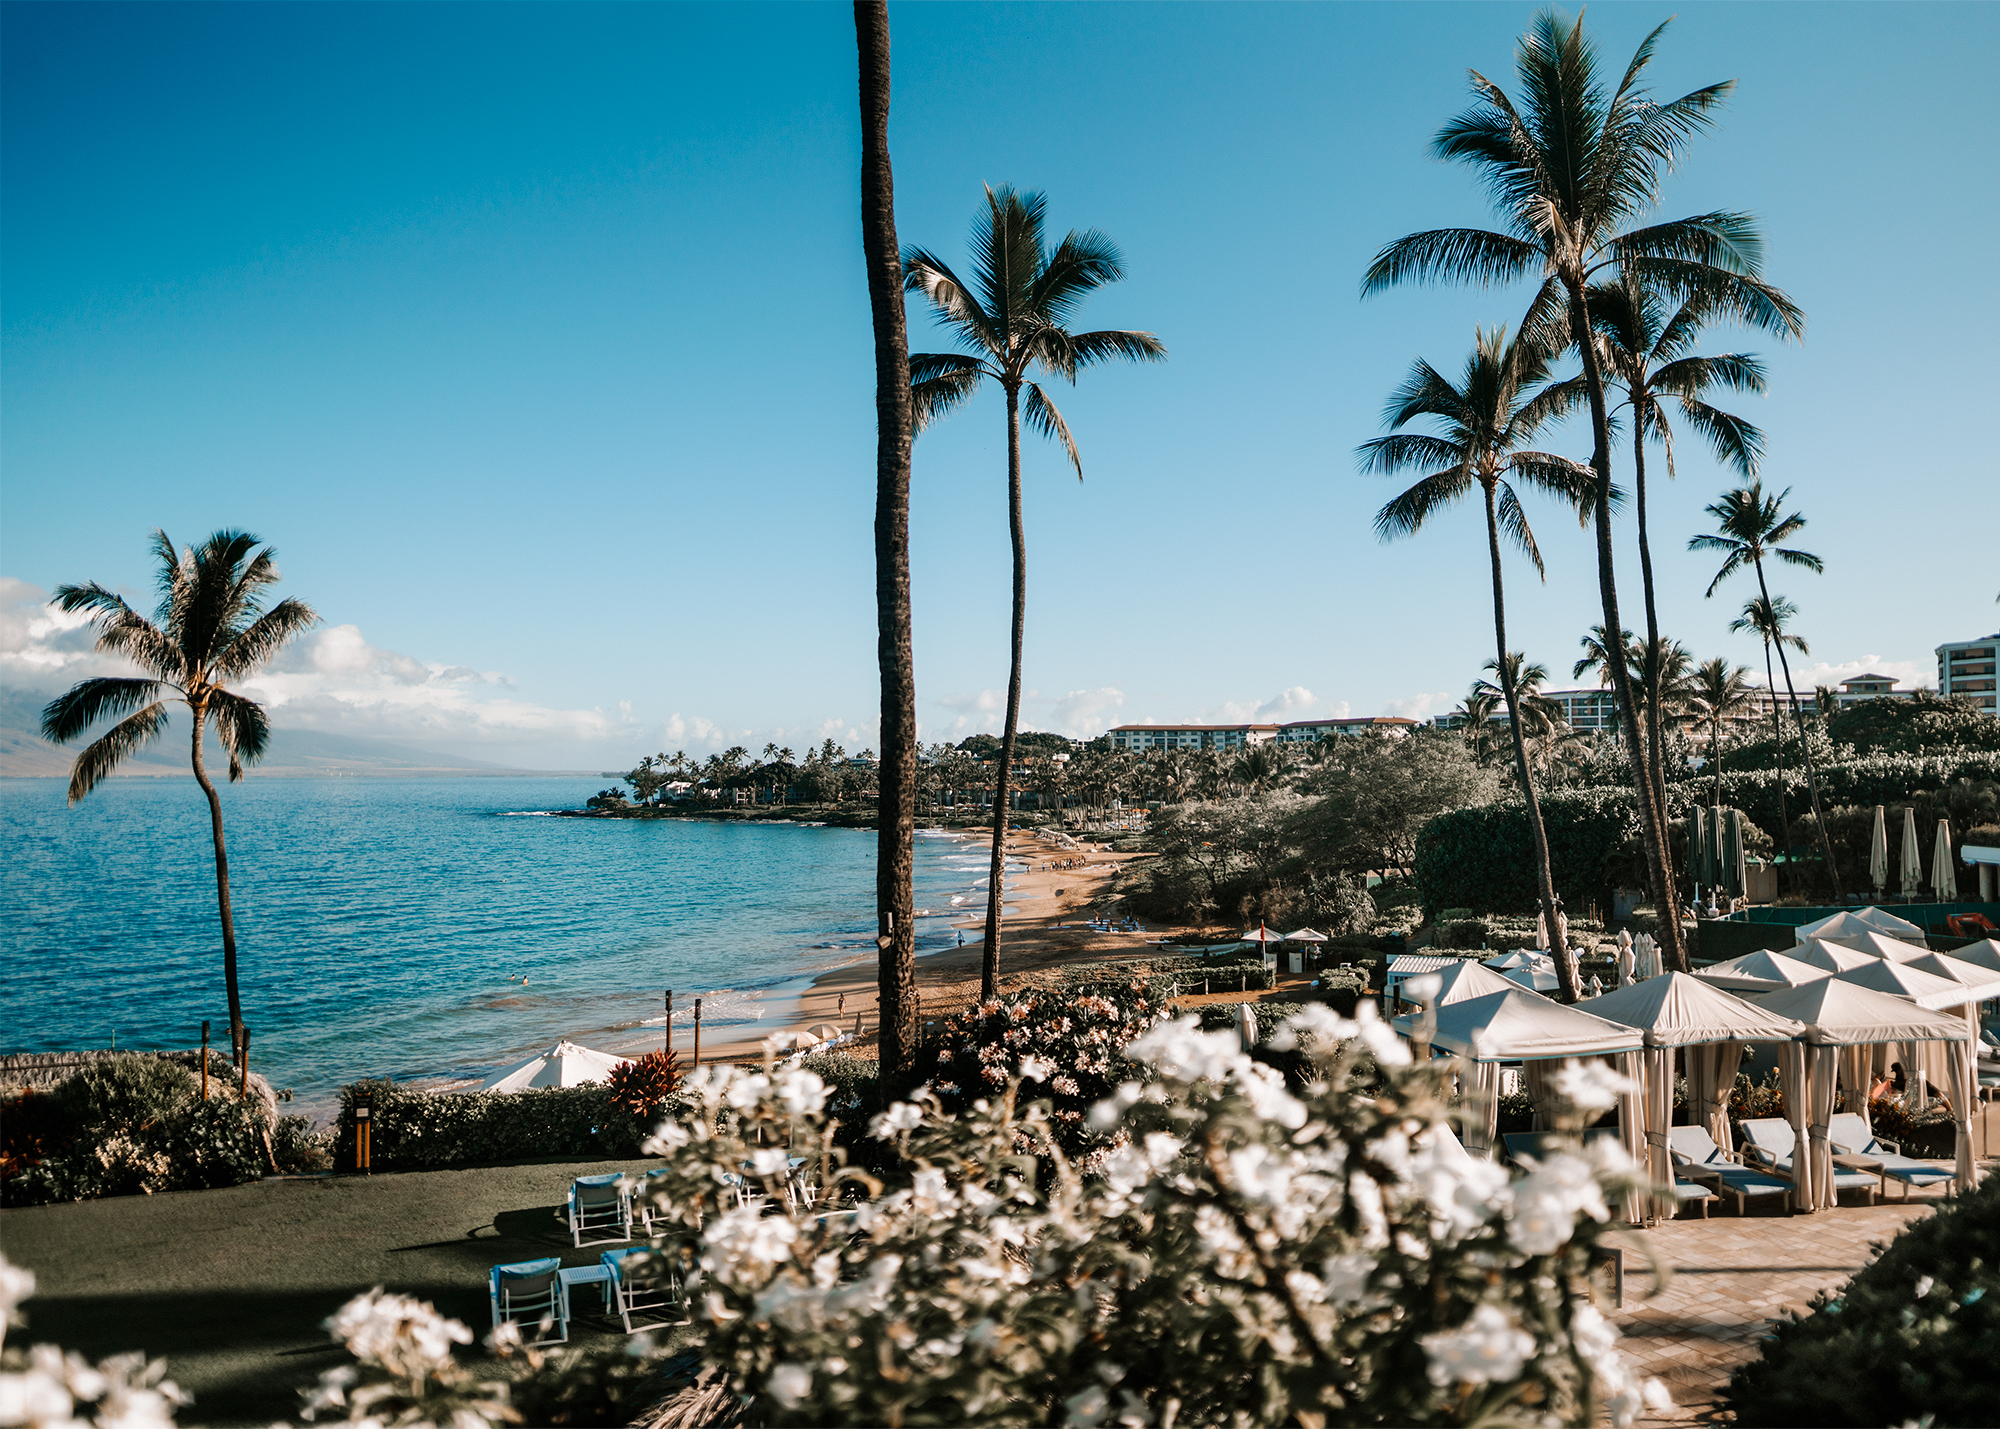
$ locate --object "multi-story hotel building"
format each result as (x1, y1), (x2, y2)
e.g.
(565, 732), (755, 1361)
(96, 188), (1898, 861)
(1106, 716), (1416, 752)
(1937, 634), (1999, 712)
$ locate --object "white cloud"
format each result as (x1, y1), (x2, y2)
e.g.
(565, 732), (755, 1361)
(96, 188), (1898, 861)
(1048, 686), (1125, 737)
(1748, 657), (1935, 692)
(1384, 690), (1454, 721)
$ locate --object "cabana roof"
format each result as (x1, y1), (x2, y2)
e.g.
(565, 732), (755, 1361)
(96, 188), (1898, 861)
(1574, 971), (1805, 1047)
(1824, 929), (1931, 963)
(1431, 960), (1524, 1005)
(1909, 951), (2000, 1003)
(1794, 907), (1923, 944)
(1746, 978), (1971, 1045)
(1947, 938), (2000, 977)
(1834, 958), (1981, 1011)
(1424, 988), (1643, 1062)
(1794, 939), (1883, 974)
(1693, 948), (1831, 992)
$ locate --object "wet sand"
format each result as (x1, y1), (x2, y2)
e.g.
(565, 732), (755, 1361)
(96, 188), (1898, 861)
(689, 827), (1187, 1064)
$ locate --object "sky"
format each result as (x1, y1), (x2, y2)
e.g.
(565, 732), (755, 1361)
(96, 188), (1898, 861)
(5, 1), (1997, 769)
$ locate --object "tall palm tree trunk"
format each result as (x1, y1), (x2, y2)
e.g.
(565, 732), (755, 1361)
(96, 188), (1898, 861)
(855, 0), (918, 1075)
(1569, 289), (1688, 972)
(187, 706), (245, 1063)
(1754, 561), (1844, 903)
(1757, 635), (1797, 895)
(981, 385), (1028, 997)
(1633, 426), (1674, 847)
(1484, 486), (1576, 1001)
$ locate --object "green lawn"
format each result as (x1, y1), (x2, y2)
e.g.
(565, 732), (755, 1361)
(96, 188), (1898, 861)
(2, 1157), (682, 1427)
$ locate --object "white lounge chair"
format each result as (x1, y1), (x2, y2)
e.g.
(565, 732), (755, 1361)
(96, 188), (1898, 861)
(490, 1257), (569, 1345)
(1737, 1118), (1878, 1203)
(1824, 1112), (1956, 1198)
(1665, 1125), (1793, 1216)
(600, 1246), (686, 1334)
(567, 1172), (633, 1247)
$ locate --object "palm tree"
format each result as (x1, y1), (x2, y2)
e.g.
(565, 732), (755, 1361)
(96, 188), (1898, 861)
(854, 0), (918, 1075)
(1361, 325), (1593, 999)
(1687, 657), (1756, 810)
(41, 530), (318, 1066)
(1363, 11), (1799, 972)
(1728, 593), (1810, 893)
(1451, 685), (1504, 760)
(1691, 483), (1841, 901)
(1590, 266), (1797, 844)
(903, 186), (1166, 996)
(1475, 653), (1569, 776)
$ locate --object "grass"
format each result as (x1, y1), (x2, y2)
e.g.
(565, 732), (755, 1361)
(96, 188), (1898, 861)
(2, 1155), (684, 1427)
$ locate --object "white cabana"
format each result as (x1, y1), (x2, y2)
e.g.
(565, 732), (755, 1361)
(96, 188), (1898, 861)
(1794, 939), (1883, 974)
(1284, 927), (1328, 943)
(1834, 959), (1975, 1011)
(1747, 979), (1976, 1203)
(1948, 938), (2000, 977)
(1391, 961), (1524, 1063)
(1825, 929), (1932, 963)
(1908, 952), (2000, 1005)
(1793, 907), (1923, 946)
(1483, 950), (1560, 992)
(1576, 973), (1807, 1219)
(1423, 988), (1644, 1173)
(1694, 948), (1831, 993)
(482, 1039), (633, 1093)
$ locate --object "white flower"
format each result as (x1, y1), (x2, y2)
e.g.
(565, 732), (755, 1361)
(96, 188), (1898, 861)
(868, 1102), (925, 1139)
(749, 1148), (791, 1177)
(773, 1068), (828, 1116)
(1423, 1303), (1537, 1386)
(1351, 1001), (1410, 1068)
(1225, 1144), (1295, 1207)
(1320, 1252), (1375, 1307)
(1404, 972), (1443, 1005)
(1914, 1274), (1934, 1300)
(1237, 1063), (1308, 1130)
(1553, 1058), (1635, 1113)
(1124, 1016), (1244, 1084)
(324, 1288), (472, 1377)
(1086, 1081), (1144, 1133)
(1410, 1127), (1512, 1243)
(1269, 1002), (1358, 1051)
(1509, 1151), (1609, 1256)
(0, 1254), (35, 1337)
(703, 1205), (798, 1280)
(486, 1319), (524, 1356)
(1019, 1055), (1054, 1083)
(723, 1073), (771, 1112)
(766, 1362), (812, 1409)
(641, 1120), (691, 1155)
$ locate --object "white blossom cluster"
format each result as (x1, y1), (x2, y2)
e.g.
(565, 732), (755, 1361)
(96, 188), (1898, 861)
(0, 1254), (186, 1429)
(300, 1287), (509, 1426)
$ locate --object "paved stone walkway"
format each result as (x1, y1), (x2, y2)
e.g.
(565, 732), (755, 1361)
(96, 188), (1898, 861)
(1608, 1103), (1998, 1425)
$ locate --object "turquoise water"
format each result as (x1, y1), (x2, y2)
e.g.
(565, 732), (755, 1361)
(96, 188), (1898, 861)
(0, 777), (996, 1115)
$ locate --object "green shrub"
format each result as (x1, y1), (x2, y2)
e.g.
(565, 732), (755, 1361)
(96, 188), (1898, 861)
(796, 1052), (879, 1120)
(1722, 1168), (2000, 1425)
(1436, 918), (1492, 950)
(271, 1114), (333, 1173)
(1415, 789), (1641, 916)
(332, 1081), (649, 1171)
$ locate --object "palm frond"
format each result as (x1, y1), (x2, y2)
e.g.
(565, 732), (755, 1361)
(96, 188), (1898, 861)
(1361, 228), (1541, 295)
(1355, 433), (1466, 476)
(63, 702), (169, 805)
(1673, 396), (1764, 477)
(911, 363), (987, 433)
(214, 597), (319, 679)
(902, 247), (1000, 355)
(1508, 452), (1599, 524)
(1651, 353), (1766, 397)
(1510, 373), (1588, 439)
(1021, 382), (1081, 478)
(1067, 329), (1167, 371)
(179, 530), (265, 670)
(1774, 546), (1825, 575)
(975, 184), (1047, 338)
(1495, 481), (1545, 578)
(1380, 357), (1472, 431)
(1029, 229), (1124, 329)
(1373, 469), (1473, 541)
(209, 689), (271, 777)
(41, 677), (170, 744)
(1622, 255), (1804, 338)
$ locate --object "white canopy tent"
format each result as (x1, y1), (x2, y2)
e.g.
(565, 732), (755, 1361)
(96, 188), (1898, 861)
(1948, 939), (2000, 977)
(1575, 973), (1807, 1219)
(1908, 952), (2000, 1005)
(1825, 929), (1933, 963)
(482, 1039), (633, 1093)
(1794, 939), (1883, 975)
(1793, 908), (1923, 947)
(1694, 948), (1831, 993)
(1833, 959), (1975, 1011)
(1482, 950), (1560, 993)
(1421, 988), (1644, 1183)
(1746, 979), (1975, 1204)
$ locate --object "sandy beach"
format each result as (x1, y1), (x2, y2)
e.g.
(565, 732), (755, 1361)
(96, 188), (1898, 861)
(689, 826), (1190, 1064)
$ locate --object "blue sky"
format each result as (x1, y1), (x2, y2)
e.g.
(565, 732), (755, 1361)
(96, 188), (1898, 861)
(5, 1), (1996, 768)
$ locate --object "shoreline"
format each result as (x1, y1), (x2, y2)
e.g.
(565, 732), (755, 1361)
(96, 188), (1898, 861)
(689, 826), (1179, 1064)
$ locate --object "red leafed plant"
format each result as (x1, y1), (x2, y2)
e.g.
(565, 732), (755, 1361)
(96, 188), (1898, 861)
(607, 1050), (682, 1125)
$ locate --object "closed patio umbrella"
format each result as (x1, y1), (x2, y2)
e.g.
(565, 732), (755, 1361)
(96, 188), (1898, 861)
(1725, 810), (1748, 903)
(1932, 819), (1958, 899)
(1686, 805), (1709, 902)
(1709, 806), (1729, 904)
(1869, 805), (1889, 897)
(1900, 806), (1924, 897)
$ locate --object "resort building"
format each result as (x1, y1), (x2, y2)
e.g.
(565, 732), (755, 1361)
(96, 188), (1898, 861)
(1937, 634), (1999, 711)
(1106, 723), (1278, 752)
(1273, 716), (1417, 742)
(1832, 673), (1916, 709)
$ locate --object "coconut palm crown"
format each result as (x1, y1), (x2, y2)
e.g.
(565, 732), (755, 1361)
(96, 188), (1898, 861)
(902, 184), (1165, 996)
(41, 529), (318, 1061)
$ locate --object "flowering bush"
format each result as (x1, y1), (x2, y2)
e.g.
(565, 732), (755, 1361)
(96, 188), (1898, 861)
(915, 983), (1157, 1158)
(300, 1287), (514, 1426)
(617, 1005), (1668, 1427)
(0, 1252), (186, 1428)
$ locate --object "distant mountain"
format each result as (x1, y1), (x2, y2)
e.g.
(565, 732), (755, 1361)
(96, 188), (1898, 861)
(0, 689), (570, 778)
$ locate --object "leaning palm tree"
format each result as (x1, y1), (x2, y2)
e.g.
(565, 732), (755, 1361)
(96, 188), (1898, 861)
(1361, 324), (1593, 999)
(1363, 10), (1800, 972)
(41, 531), (318, 1066)
(1687, 656), (1756, 810)
(1692, 483), (1841, 901)
(1728, 593), (1810, 894)
(1590, 266), (1797, 840)
(903, 185), (1166, 996)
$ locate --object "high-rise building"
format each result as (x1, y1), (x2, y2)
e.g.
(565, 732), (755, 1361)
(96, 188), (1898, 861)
(1936, 634), (1999, 712)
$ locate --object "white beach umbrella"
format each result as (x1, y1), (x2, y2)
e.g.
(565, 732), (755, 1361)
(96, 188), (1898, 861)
(1932, 819), (1958, 899)
(1238, 925), (1286, 944)
(1900, 806), (1924, 896)
(482, 1039), (632, 1093)
(805, 1022), (848, 1044)
(1869, 805), (1889, 895)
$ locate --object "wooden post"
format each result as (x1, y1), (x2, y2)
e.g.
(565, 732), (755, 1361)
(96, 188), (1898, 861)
(200, 1021), (210, 1101)
(692, 997), (702, 1070)
(354, 1088), (373, 1174)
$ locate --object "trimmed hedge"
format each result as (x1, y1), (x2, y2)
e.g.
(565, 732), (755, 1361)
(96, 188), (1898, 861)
(332, 1080), (651, 1171)
(1414, 788), (1640, 917)
(1722, 1167), (2000, 1425)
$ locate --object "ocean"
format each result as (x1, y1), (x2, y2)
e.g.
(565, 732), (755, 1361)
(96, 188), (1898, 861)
(0, 776), (1006, 1117)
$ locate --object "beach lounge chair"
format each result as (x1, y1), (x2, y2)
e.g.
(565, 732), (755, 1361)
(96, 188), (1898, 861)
(1500, 1128), (1618, 1168)
(1736, 1118), (1878, 1203)
(1669, 1176), (1717, 1219)
(567, 1172), (632, 1247)
(1666, 1126), (1793, 1216)
(634, 1167), (673, 1230)
(1825, 1112), (1956, 1198)
(600, 1246), (686, 1334)
(490, 1257), (569, 1346)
